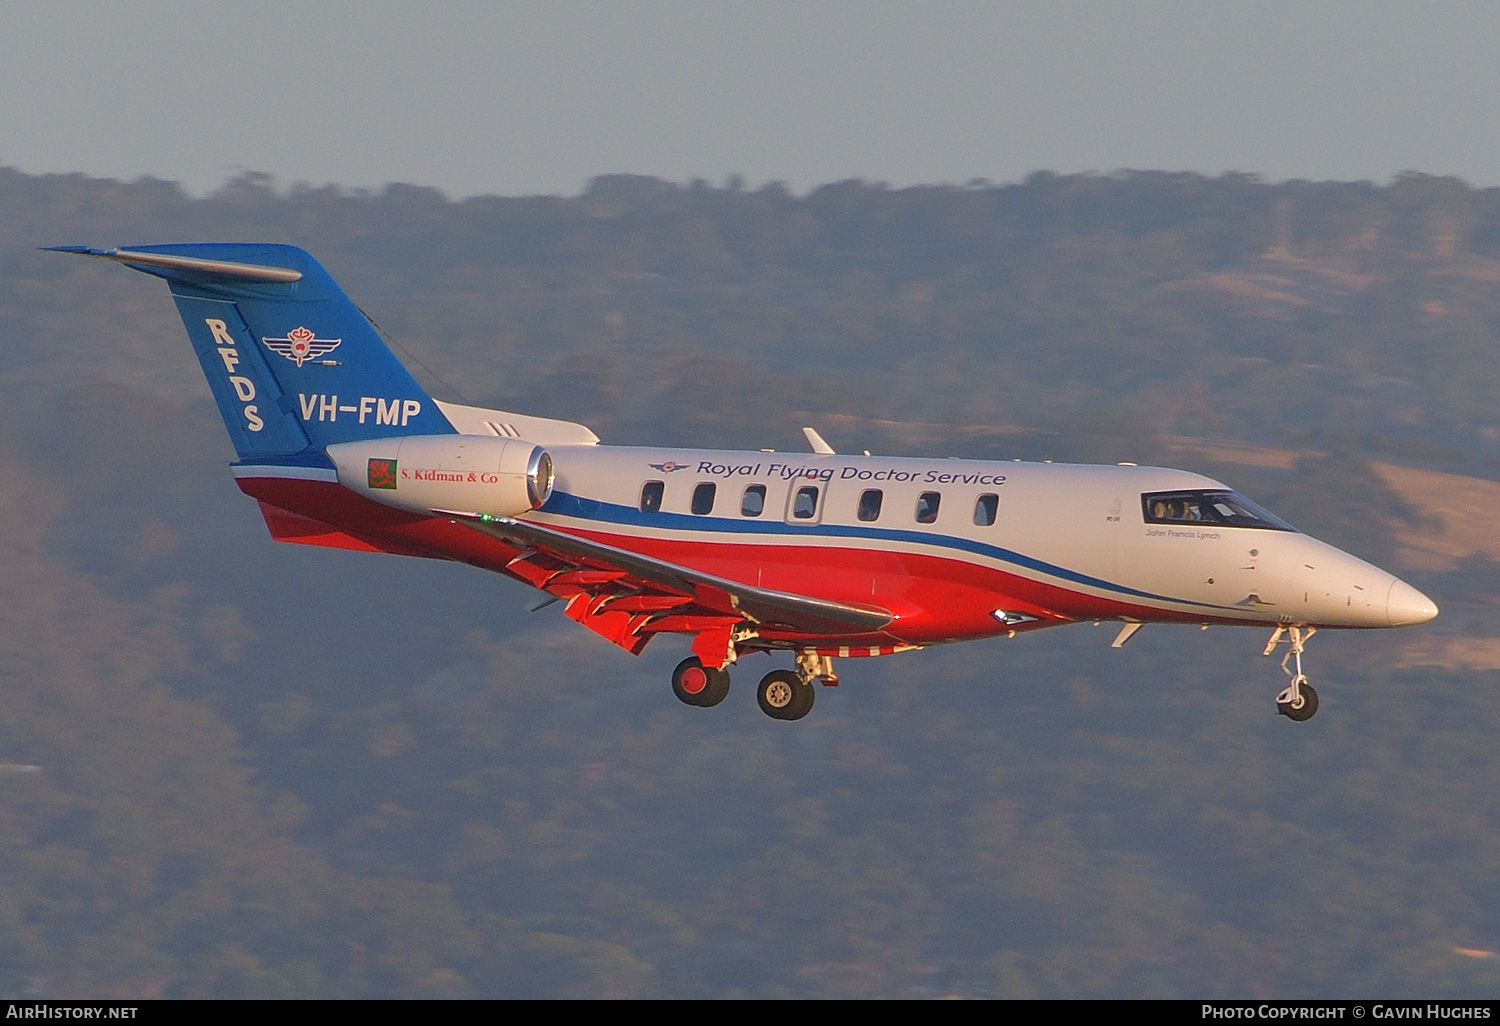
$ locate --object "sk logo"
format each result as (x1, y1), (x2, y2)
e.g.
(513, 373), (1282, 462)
(263, 326), (342, 367)
(367, 458), (398, 490)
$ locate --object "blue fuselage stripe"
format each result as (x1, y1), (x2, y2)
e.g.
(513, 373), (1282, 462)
(538, 491), (1229, 611)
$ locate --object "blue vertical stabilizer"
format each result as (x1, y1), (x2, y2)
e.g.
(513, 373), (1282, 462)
(50, 244), (455, 460)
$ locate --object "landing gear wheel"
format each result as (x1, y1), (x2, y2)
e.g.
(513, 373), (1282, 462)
(757, 670), (815, 721)
(1266, 626), (1321, 722)
(672, 657), (730, 708)
(1276, 676), (1319, 722)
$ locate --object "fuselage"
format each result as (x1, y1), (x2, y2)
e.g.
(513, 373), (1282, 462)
(517, 446), (1437, 648)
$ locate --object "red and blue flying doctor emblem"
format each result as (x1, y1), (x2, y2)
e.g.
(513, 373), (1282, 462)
(263, 326), (342, 367)
(649, 460), (690, 472)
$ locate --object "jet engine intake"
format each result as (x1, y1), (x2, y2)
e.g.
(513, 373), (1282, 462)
(327, 435), (553, 517)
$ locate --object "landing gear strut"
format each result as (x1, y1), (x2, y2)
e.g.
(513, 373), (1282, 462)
(1264, 625), (1319, 722)
(672, 656), (730, 708)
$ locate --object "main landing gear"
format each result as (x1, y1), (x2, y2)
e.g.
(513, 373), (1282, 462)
(671, 656), (730, 708)
(756, 670), (816, 721)
(670, 651), (836, 721)
(1264, 625), (1319, 722)
(754, 651), (838, 721)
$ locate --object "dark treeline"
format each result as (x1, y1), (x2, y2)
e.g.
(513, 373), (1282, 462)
(0, 168), (1496, 997)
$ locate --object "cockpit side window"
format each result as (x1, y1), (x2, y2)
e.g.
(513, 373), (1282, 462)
(640, 480), (665, 513)
(1141, 489), (1293, 531)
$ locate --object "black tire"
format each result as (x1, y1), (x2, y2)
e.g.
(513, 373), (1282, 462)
(1277, 680), (1319, 722)
(786, 676), (815, 720)
(673, 657), (729, 708)
(699, 667), (731, 707)
(757, 670), (815, 721)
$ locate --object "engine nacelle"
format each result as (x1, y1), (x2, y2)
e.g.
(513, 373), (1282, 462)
(327, 434), (553, 517)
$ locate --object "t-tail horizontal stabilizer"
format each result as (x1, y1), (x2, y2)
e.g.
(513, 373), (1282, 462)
(46, 246), (304, 283)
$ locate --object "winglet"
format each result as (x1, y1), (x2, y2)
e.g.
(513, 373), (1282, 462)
(46, 245), (302, 283)
(802, 427), (836, 455)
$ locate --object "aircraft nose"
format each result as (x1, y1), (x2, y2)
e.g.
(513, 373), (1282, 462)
(1387, 578), (1439, 626)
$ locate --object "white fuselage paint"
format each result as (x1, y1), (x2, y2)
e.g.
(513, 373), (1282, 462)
(520, 446), (1433, 631)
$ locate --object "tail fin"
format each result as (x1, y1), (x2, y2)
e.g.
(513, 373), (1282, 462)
(51, 244), (454, 460)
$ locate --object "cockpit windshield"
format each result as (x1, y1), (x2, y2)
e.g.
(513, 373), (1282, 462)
(1141, 490), (1294, 531)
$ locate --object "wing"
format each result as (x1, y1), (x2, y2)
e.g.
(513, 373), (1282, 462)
(443, 511), (894, 663)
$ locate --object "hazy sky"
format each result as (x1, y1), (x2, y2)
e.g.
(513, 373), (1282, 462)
(5, 1), (1500, 198)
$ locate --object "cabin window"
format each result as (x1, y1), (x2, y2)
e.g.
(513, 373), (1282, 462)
(792, 485), (820, 520)
(915, 490), (941, 524)
(858, 489), (883, 522)
(691, 482), (717, 515)
(1141, 489), (1293, 531)
(974, 493), (999, 526)
(741, 484), (766, 517)
(639, 480), (664, 513)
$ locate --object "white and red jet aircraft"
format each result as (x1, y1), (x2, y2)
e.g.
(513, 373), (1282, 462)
(56, 244), (1438, 722)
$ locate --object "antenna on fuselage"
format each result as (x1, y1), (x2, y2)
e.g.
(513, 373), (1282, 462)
(802, 427), (836, 455)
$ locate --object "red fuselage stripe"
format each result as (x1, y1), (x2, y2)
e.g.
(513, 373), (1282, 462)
(236, 475), (1246, 644)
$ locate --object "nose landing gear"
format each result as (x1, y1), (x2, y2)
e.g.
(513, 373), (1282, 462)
(1264, 625), (1319, 721)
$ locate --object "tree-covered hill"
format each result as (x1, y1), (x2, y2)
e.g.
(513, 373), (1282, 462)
(0, 168), (1496, 996)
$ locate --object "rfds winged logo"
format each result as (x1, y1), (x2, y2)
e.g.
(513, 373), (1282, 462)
(262, 326), (342, 367)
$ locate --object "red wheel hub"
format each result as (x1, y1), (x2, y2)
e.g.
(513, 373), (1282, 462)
(680, 666), (708, 694)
